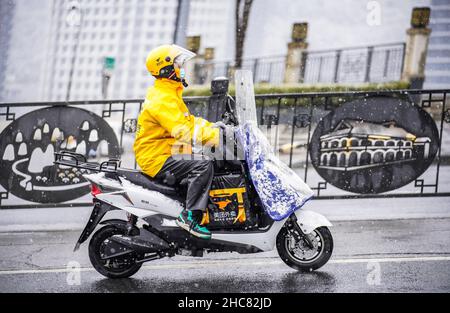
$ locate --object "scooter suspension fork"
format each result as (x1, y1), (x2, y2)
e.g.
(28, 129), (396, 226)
(286, 214), (314, 249)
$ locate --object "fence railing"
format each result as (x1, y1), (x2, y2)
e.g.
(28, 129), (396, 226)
(194, 42), (406, 85)
(195, 55), (286, 85)
(304, 42), (406, 84)
(0, 88), (449, 209)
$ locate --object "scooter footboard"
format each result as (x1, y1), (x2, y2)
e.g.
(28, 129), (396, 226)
(294, 210), (332, 234)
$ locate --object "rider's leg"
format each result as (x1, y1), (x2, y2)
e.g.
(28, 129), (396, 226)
(155, 156), (213, 239)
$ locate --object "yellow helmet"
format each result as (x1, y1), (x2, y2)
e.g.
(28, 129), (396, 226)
(145, 44), (196, 85)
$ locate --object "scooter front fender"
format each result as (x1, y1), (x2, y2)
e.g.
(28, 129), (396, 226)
(294, 210), (332, 234)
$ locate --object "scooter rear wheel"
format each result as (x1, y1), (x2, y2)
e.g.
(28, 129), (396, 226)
(276, 226), (333, 272)
(89, 225), (143, 279)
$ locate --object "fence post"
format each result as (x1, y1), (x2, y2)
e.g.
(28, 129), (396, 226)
(252, 59), (259, 82)
(185, 35), (201, 85)
(401, 7), (431, 89)
(333, 50), (342, 83)
(365, 46), (374, 82)
(203, 47), (215, 85)
(383, 49), (391, 78)
(225, 61), (233, 81)
(284, 23), (309, 84)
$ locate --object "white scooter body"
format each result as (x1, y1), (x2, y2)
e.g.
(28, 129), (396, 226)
(85, 172), (332, 252)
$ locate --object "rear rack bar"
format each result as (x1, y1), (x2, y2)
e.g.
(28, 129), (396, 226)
(54, 150), (121, 173)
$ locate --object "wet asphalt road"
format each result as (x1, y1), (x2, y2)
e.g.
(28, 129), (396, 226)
(0, 218), (449, 293)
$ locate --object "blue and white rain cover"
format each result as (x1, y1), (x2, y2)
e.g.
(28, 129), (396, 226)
(236, 122), (314, 220)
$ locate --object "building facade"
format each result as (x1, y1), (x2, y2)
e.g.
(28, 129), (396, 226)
(0, 1), (16, 101)
(424, 0), (450, 89)
(39, 0), (234, 102)
(42, 0), (180, 101)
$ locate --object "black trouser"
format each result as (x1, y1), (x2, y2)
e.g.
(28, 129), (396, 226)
(155, 155), (213, 212)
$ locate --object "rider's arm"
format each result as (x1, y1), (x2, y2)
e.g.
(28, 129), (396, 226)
(152, 102), (219, 147)
(192, 116), (220, 147)
(194, 116), (214, 127)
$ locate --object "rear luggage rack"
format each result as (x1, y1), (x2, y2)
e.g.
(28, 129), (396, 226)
(54, 150), (121, 173)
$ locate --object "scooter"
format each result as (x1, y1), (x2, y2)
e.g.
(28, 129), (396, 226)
(54, 90), (333, 279)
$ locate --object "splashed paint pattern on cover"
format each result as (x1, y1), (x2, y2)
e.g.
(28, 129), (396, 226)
(237, 123), (314, 221)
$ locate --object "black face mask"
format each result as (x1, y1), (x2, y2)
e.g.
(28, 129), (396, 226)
(157, 65), (188, 87)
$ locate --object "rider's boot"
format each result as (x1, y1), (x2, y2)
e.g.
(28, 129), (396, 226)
(176, 209), (211, 239)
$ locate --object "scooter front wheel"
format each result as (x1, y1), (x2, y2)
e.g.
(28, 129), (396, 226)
(276, 226), (333, 272)
(89, 225), (143, 279)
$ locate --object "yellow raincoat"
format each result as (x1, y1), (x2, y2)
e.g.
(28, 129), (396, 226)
(134, 79), (219, 177)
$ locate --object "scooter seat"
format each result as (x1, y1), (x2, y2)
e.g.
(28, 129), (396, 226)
(116, 168), (178, 196)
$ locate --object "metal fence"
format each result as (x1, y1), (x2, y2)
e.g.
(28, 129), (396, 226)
(304, 42), (405, 84)
(0, 88), (449, 209)
(194, 42), (405, 85)
(195, 55), (286, 85)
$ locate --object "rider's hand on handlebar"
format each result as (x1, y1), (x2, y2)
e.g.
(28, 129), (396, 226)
(212, 121), (227, 129)
(222, 124), (238, 142)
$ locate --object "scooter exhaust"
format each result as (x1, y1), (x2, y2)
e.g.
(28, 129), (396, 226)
(108, 230), (171, 255)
